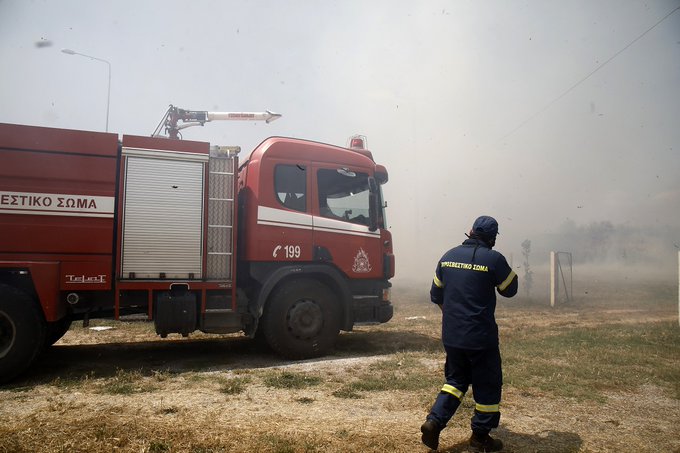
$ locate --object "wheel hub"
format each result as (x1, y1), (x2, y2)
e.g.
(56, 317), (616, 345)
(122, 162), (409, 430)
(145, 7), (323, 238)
(0, 311), (16, 359)
(286, 299), (323, 340)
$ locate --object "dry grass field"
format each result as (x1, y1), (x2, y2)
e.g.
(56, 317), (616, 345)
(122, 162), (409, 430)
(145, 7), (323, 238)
(1, 273), (678, 453)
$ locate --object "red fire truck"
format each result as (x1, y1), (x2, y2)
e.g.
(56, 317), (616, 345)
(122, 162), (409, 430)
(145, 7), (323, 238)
(0, 107), (394, 383)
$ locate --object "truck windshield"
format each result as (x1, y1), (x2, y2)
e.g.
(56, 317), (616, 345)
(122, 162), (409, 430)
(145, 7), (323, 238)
(317, 168), (371, 226)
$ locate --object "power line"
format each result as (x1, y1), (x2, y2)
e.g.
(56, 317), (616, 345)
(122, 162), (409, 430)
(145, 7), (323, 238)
(499, 5), (680, 143)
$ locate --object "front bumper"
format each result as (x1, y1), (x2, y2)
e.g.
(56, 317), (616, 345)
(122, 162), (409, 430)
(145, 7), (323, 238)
(352, 298), (393, 324)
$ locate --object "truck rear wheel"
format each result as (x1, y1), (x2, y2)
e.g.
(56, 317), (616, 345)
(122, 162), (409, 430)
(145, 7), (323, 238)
(261, 279), (340, 360)
(0, 284), (46, 384)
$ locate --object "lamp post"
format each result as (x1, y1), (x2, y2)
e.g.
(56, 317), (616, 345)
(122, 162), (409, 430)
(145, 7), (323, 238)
(61, 49), (111, 132)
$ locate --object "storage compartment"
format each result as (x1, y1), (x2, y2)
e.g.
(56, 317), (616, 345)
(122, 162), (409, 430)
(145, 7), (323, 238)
(121, 151), (206, 279)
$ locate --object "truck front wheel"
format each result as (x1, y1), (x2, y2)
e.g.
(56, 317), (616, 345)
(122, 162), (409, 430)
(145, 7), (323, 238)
(261, 279), (340, 360)
(0, 284), (46, 384)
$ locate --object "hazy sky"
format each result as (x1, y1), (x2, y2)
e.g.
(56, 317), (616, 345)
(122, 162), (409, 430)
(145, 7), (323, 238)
(1, 0), (679, 282)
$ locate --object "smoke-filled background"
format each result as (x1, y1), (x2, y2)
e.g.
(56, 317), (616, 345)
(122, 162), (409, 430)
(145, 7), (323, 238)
(2, 1), (679, 290)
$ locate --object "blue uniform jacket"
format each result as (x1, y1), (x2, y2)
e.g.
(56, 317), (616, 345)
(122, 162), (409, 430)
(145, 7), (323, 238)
(431, 238), (518, 349)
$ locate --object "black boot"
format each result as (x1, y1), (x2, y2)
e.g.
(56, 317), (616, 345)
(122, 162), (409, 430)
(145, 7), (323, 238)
(469, 431), (503, 452)
(420, 419), (441, 450)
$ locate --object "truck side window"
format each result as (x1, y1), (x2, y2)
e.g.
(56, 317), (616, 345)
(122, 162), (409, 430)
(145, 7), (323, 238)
(317, 168), (370, 226)
(275, 164), (307, 212)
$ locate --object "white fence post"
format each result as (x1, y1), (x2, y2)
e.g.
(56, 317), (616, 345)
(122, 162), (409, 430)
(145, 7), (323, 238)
(550, 251), (556, 307)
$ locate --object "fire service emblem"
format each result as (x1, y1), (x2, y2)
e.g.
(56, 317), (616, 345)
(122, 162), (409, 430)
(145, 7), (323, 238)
(352, 248), (372, 273)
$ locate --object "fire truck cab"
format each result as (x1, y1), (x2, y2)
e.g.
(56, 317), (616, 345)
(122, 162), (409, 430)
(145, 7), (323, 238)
(239, 136), (394, 357)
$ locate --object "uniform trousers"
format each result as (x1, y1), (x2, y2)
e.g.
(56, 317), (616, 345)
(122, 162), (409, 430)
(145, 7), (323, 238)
(427, 344), (502, 434)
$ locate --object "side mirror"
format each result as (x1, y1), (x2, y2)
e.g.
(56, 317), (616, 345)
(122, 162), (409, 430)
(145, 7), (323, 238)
(368, 177), (379, 232)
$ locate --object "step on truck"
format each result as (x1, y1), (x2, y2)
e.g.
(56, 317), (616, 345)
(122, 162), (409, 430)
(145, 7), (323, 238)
(0, 107), (394, 383)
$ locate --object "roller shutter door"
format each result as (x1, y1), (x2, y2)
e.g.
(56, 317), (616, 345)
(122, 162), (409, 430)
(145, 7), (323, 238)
(121, 156), (204, 278)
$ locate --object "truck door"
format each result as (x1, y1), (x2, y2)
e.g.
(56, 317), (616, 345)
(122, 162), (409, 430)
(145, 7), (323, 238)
(311, 164), (382, 279)
(253, 159), (313, 262)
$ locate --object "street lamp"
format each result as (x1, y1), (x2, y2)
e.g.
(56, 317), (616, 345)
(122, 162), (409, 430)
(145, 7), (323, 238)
(61, 49), (111, 132)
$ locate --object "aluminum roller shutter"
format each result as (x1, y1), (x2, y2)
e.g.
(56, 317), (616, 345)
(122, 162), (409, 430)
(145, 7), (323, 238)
(122, 156), (204, 278)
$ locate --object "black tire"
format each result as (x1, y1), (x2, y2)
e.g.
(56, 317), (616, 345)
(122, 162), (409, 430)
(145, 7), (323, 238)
(0, 284), (47, 384)
(261, 279), (341, 360)
(44, 315), (72, 348)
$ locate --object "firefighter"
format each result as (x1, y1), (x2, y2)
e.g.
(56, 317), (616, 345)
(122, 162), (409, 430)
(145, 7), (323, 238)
(421, 215), (518, 452)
